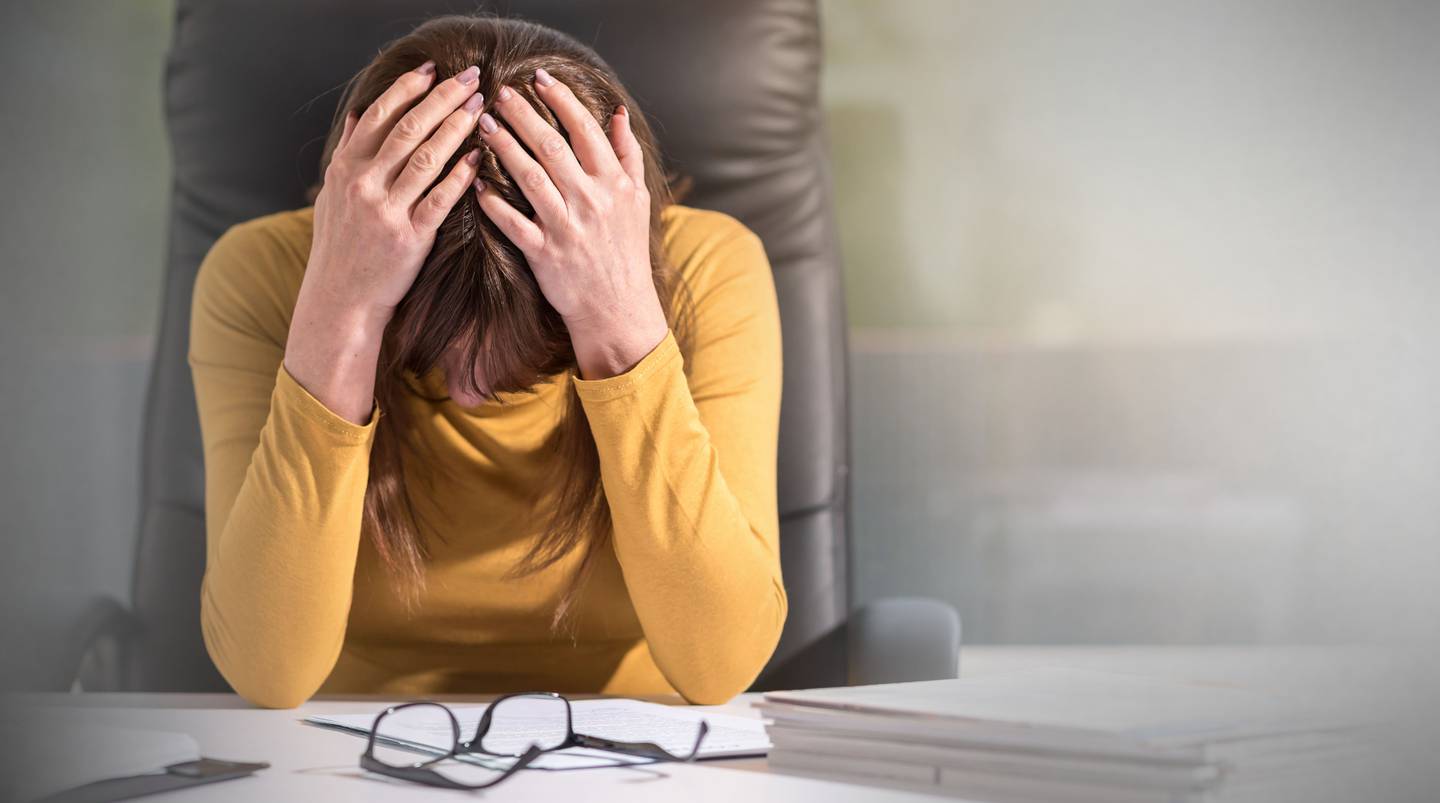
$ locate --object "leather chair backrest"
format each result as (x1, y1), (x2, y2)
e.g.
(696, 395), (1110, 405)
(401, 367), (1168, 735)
(134, 0), (849, 692)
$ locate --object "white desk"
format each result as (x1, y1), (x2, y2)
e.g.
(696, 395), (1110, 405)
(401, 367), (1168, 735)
(6, 646), (1383, 802)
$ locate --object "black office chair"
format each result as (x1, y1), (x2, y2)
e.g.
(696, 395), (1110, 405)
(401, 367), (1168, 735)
(67, 0), (959, 695)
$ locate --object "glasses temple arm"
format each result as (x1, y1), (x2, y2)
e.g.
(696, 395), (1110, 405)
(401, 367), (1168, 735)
(573, 720), (710, 762)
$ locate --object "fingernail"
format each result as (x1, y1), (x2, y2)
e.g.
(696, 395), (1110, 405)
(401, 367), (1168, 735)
(457, 65), (480, 85)
(496, 85), (513, 102)
(473, 178), (486, 193)
(464, 149), (480, 166)
(462, 92), (485, 113)
(478, 112), (498, 134)
(535, 68), (556, 87)
(416, 60), (436, 76)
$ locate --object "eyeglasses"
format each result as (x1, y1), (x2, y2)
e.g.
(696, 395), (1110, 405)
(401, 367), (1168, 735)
(361, 692), (711, 790)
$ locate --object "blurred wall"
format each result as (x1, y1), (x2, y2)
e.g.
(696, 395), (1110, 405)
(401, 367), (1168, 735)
(0, 1), (173, 688)
(823, 0), (1440, 642)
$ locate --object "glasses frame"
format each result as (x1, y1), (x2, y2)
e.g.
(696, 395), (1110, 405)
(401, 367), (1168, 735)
(360, 692), (711, 791)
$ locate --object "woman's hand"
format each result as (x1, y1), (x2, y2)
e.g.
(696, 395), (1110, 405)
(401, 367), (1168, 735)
(285, 61), (486, 424)
(307, 61), (486, 318)
(473, 68), (669, 380)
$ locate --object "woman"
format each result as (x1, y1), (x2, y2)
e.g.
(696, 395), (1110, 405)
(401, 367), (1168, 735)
(189, 14), (786, 709)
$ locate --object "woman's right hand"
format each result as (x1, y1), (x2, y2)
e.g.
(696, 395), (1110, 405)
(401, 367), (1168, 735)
(285, 61), (486, 424)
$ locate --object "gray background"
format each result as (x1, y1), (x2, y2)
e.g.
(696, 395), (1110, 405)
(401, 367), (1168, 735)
(3, 1), (1438, 690)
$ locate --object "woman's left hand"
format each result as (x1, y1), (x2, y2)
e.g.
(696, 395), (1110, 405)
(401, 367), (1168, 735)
(473, 68), (669, 380)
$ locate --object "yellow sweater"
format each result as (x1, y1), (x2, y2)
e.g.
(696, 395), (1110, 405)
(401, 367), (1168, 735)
(189, 203), (786, 708)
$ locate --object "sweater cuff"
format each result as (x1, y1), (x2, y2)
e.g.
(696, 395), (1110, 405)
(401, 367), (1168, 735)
(571, 329), (682, 403)
(273, 363), (381, 444)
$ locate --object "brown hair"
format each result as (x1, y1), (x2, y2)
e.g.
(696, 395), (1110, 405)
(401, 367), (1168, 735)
(311, 14), (693, 627)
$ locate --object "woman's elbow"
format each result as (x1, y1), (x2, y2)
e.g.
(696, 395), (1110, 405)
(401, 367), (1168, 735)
(228, 674), (320, 710)
(204, 635), (327, 709)
(673, 583), (788, 705)
(201, 596), (331, 709)
(671, 643), (777, 705)
(207, 639), (329, 708)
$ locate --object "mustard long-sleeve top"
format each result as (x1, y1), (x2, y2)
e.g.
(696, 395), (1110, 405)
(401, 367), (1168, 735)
(188, 203), (786, 709)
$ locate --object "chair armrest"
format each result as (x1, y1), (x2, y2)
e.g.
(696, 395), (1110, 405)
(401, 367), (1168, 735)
(847, 596), (961, 685)
(65, 595), (140, 691)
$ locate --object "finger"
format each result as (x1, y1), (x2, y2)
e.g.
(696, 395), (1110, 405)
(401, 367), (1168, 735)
(348, 60), (437, 157)
(491, 84), (588, 197)
(477, 110), (568, 227)
(374, 65), (482, 181)
(390, 91), (486, 205)
(412, 148), (481, 233)
(336, 110), (358, 155)
(608, 105), (645, 186)
(473, 178), (545, 253)
(533, 68), (620, 176)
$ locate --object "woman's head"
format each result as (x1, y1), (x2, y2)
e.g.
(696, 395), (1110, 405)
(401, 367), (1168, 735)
(314, 13), (692, 622)
(319, 14), (681, 402)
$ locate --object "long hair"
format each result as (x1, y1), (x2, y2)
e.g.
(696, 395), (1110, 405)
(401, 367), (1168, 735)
(309, 14), (694, 628)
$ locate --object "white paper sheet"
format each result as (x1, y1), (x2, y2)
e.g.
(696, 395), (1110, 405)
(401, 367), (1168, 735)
(306, 698), (770, 771)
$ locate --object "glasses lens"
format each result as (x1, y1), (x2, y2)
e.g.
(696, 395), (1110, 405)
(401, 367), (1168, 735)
(371, 703), (458, 768)
(478, 694), (571, 755)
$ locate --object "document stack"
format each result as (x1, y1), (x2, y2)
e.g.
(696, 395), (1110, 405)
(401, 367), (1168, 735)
(758, 668), (1366, 803)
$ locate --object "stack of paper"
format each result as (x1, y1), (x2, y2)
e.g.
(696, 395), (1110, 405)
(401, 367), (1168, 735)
(758, 668), (1367, 803)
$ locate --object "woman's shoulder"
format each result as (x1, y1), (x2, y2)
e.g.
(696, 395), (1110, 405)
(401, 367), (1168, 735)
(191, 207), (315, 347)
(207, 205), (314, 272)
(193, 203), (769, 337)
(200, 205), (316, 287)
(205, 203), (753, 293)
(198, 206), (314, 284)
(660, 203), (772, 296)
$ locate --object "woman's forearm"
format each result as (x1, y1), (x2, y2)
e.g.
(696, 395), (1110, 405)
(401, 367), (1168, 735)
(283, 277), (390, 425)
(284, 60), (488, 424)
(196, 359), (379, 709)
(206, 264), (393, 706)
(573, 331), (787, 704)
(565, 301), (670, 381)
